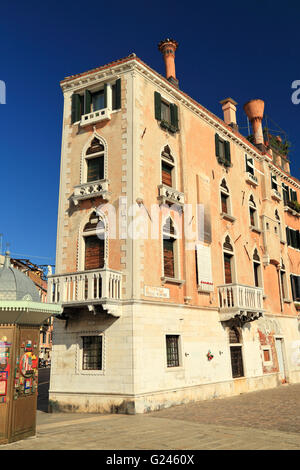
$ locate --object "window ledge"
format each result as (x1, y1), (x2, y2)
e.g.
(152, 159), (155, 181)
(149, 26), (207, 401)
(161, 277), (185, 286)
(197, 282), (214, 293)
(165, 366), (184, 372)
(293, 300), (300, 307)
(159, 120), (178, 134)
(250, 226), (262, 234)
(221, 213), (236, 223)
(283, 298), (293, 304)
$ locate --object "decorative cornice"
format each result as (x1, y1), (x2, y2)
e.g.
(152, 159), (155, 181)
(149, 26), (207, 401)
(61, 56), (300, 190)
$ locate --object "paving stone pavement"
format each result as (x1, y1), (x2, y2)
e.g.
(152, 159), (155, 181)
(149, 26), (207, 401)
(2, 382), (300, 450)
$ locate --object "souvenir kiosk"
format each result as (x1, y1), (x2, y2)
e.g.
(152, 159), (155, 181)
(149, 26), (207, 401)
(0, 252), (61, 444)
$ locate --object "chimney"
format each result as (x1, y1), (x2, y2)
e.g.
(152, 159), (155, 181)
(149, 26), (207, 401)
(243, 99), (265, 150)
(158, 38), (179, 87)
(220, 98), (238, 131)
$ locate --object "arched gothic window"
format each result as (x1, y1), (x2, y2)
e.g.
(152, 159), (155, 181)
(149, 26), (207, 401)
(84, 138), (105, 183)
(83, 212), (106, 270)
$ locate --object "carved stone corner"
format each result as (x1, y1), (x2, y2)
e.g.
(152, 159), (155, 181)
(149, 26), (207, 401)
(102, 303), (122, 318)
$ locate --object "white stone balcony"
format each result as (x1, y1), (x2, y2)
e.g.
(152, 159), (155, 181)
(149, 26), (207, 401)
(271, 189), (282, 202)
(245, 172), (259, 186)
(72, 180), (110, 205)
(80, 108), (111, 127)
(218, 283), (264, 323)
(47, 268), (122, 316)
(158, 184), (185, 206)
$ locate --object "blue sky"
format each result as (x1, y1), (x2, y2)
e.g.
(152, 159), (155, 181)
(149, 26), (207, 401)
(0, 0), (299, 266)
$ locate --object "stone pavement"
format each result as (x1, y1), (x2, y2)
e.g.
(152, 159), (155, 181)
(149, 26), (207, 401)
(2, 382), (300, 450)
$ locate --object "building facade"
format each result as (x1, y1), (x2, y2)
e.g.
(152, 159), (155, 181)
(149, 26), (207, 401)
(47, 40), (300, 414)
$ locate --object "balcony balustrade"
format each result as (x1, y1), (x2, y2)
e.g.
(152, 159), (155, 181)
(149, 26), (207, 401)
(157, 184), (185, 206)
(80, 108), (111, 127)
(47, 268), (122, 305)
(72, 180), (110, 205)
(218, 283), (264, 323)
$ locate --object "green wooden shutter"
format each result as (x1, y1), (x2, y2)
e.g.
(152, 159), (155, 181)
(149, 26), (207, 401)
(115, 78), (121, 110)
(154, 91), (161, 120)
(170, 104), (179, 130)
(225, 141), (231, 164)
(84, 90), (92, 115)
(215, 133), (220, 157)
(71, 93), (81, 123)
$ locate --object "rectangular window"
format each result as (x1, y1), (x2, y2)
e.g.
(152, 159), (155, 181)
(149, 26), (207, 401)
(163, 239), (175, 278)
(263, 349), (271, 362)
(271, 173), (278, 191)
(254, 262), (260, 287)
(280, 270), (286, 298)
(221, 193), (228, 214)
(161, 161), (173, 187)
(166, 335), (180, 367)
(84, 236), (105, 270)
(245, 155), (254, 175)
(282, 183), (289, 205)
(161, 100), (171, 123)
(250, 207), (256, 227)
(224, 253), (233, 284)
(219, 139), (226, 160)
(291, 275), (300, 302)
(82, 336), (102, 370)
(87, 156), (104, 182)
(92, 90), (105, 111)
(230, 346), (244, 378)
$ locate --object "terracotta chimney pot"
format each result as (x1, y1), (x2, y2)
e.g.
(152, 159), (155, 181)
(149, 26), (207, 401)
(158, 38), (179, 86)
(243, 99), (265, 146)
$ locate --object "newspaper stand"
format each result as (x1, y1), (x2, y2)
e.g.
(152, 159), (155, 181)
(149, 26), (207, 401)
(0, 302), (61, 444)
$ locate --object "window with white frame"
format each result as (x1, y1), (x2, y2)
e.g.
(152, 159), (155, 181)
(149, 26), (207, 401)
(83, 212), (106, 271)
(262, 346), (272, 365)
(162, 217), (179, 279)
(220, 179), (231, 215)
(84, 137), (105, 183)
(271, 173), (278, 191)
(161, 145), (175, 188)
(223, 236), (235, 284)
(245, 154), (255, 176)
(253, 249), (262, 288)
(280, 259), (288, 300)
(71, 79), (121, 124)
(249, 195), (258, 229)
(228, 326), (244, 378)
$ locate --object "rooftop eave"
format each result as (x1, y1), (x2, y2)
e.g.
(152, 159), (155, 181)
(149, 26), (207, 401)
(60, 56), (300, 189)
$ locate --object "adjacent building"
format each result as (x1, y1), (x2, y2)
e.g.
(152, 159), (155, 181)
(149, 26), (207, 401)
(0, 255), (53, 363)
(47, 40), (300, 413)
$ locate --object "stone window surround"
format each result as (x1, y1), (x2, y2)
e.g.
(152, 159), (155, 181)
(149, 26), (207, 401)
(75, 331), (105, 376)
